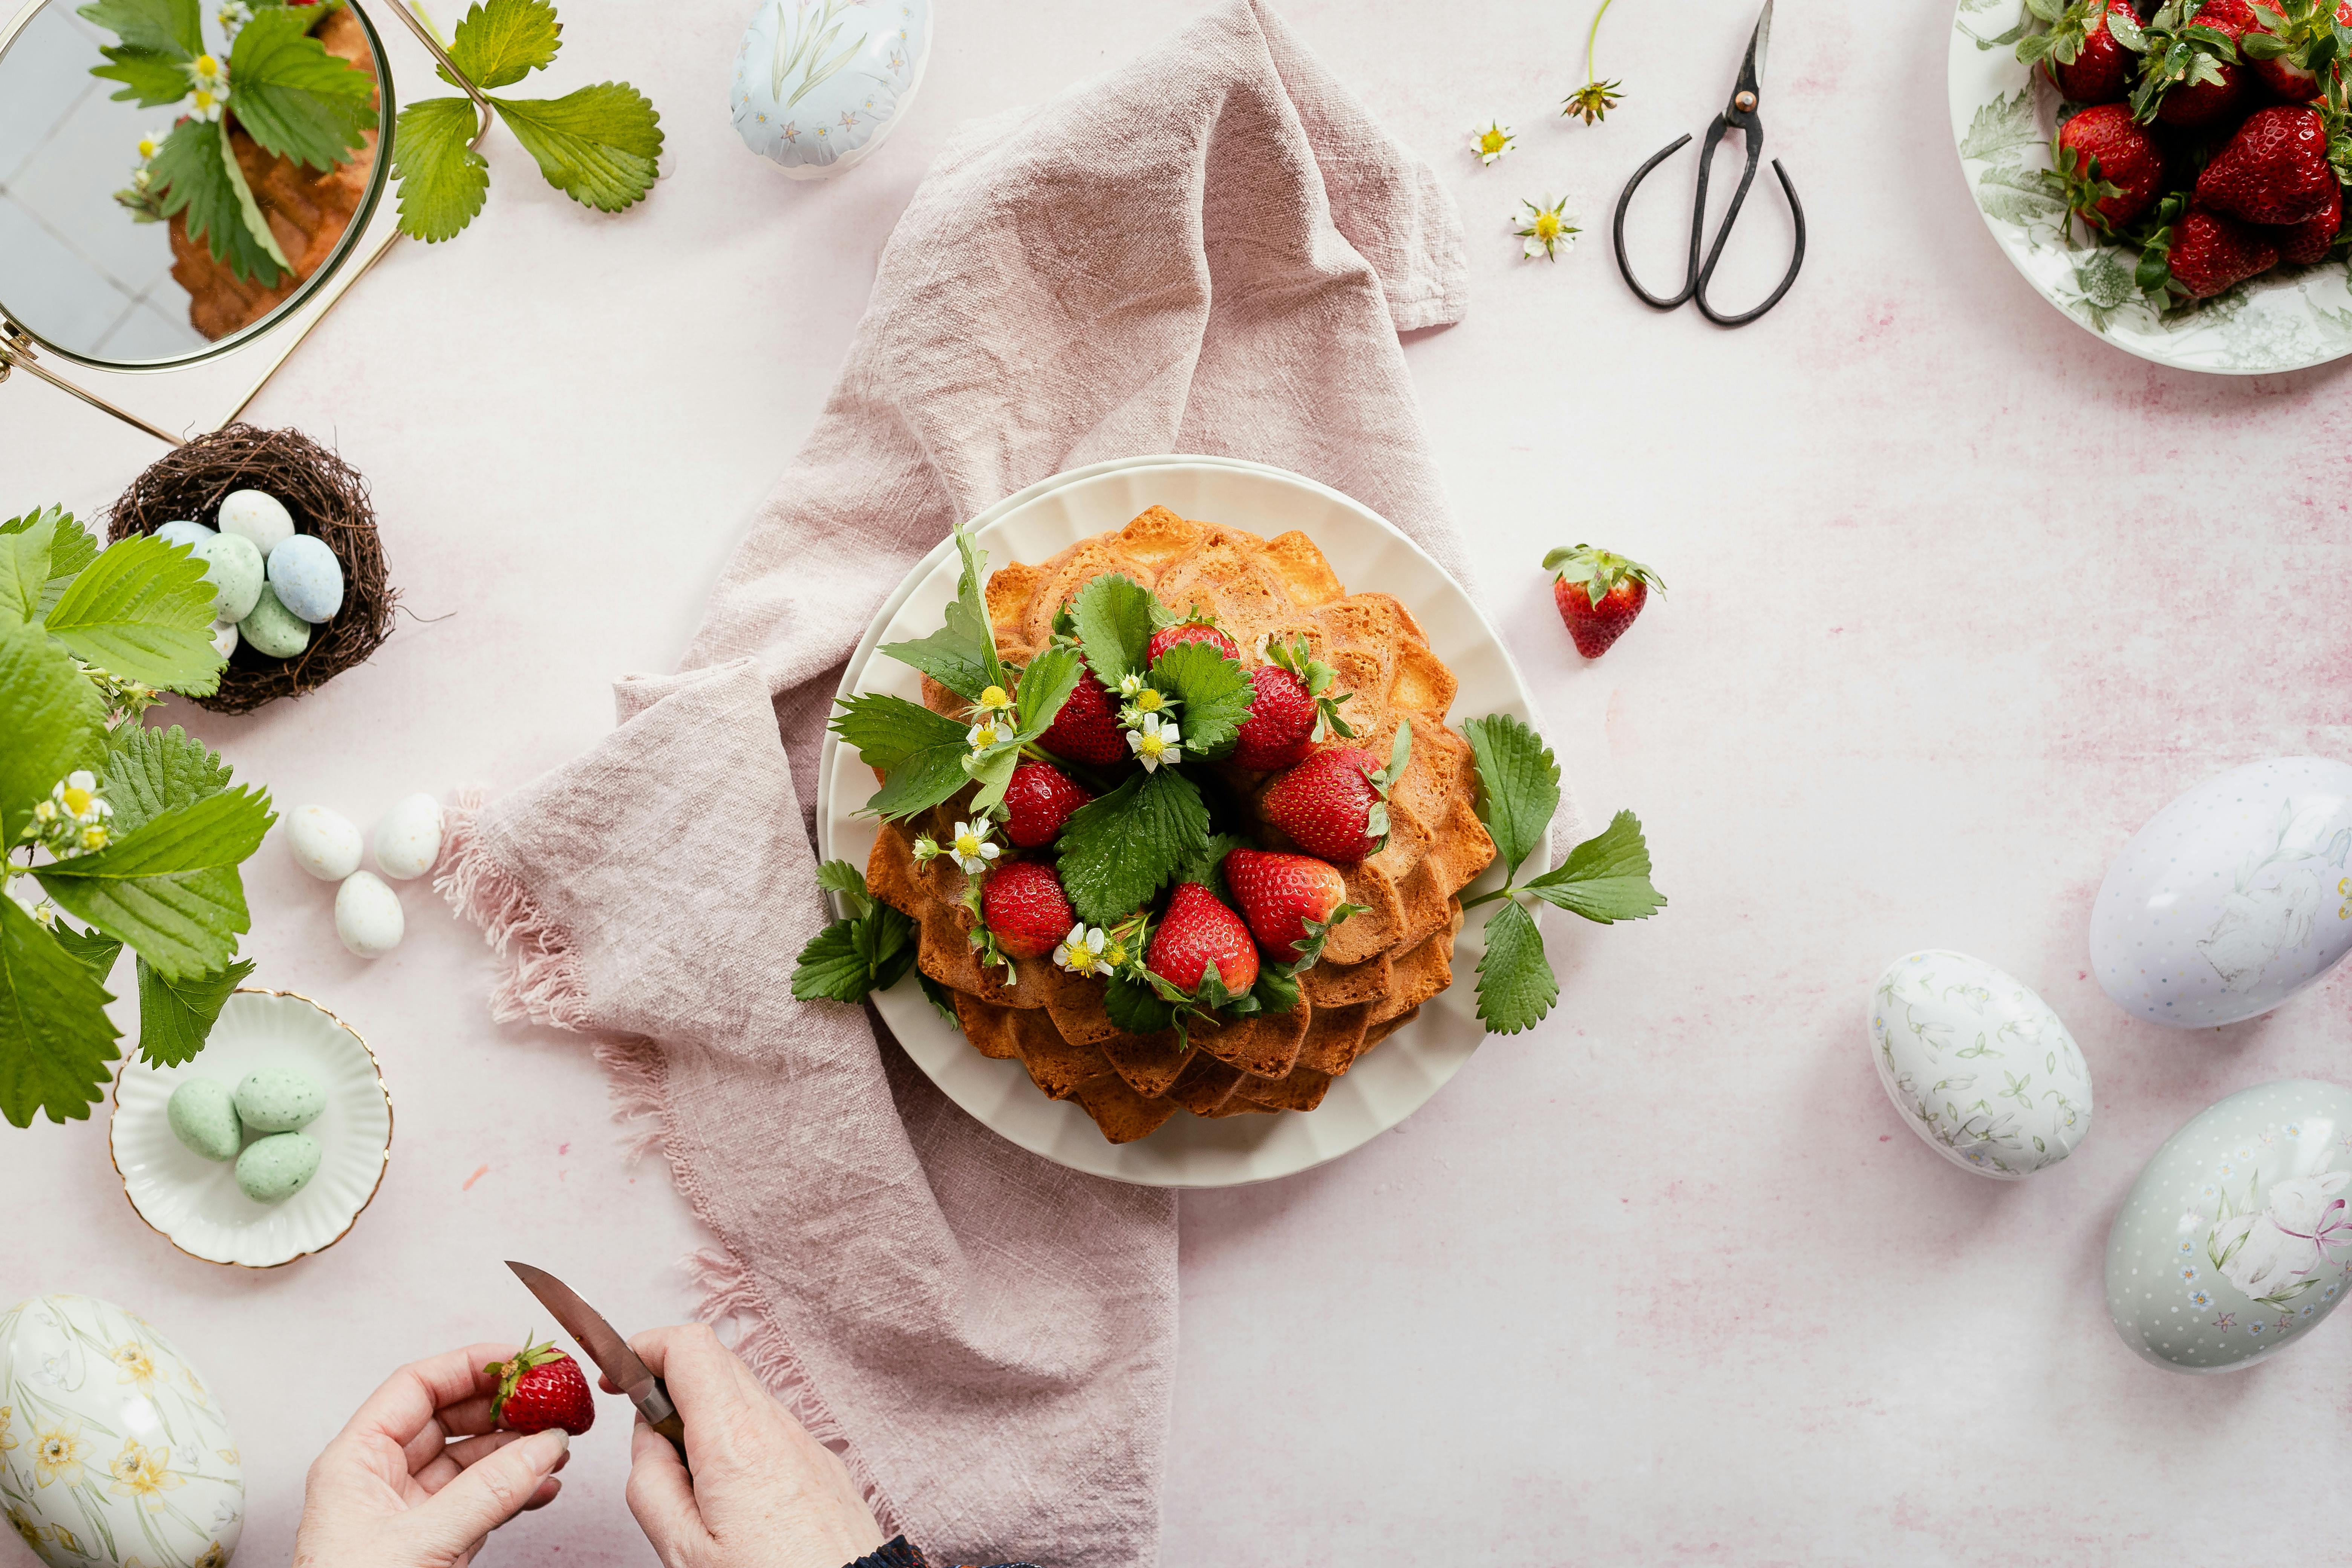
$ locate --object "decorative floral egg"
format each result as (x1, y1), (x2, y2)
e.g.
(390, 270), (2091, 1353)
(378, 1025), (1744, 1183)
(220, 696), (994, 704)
(0, 1295), (243, 1567)
(2105, 1080), (2352, 1372)
(731, 0), (933, 179)
(1868, 950), (2093, 1179)
(2091, 757), (2352, 1028)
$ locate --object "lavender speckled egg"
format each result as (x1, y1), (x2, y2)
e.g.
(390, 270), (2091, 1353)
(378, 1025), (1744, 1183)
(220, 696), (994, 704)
(266, 534), (343, 624)
(2090, 758), (2352, 1028)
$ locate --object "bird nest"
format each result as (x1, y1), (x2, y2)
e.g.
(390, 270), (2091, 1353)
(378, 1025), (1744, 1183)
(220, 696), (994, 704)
(107, 423), (395, 715)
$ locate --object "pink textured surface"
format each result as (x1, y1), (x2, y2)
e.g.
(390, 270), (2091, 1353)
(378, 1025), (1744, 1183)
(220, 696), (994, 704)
(4, 1), (2350, 1565)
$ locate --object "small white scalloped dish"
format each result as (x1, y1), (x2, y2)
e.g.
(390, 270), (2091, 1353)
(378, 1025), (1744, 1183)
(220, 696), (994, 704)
(110, 989), (392, 1267)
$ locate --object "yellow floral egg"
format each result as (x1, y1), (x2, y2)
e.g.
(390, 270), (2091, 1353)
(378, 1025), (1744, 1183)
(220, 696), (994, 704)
(0, 1296), (242, 1567)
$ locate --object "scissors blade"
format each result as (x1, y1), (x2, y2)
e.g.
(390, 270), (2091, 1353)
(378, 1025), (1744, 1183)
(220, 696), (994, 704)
(505, 1260), (659, 1404)
(1736, 0), (1774, 107)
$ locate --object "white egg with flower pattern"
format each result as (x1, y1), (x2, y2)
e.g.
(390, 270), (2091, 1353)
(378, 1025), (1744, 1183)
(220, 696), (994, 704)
(1867, 950), (2093, 1179)
(2090, 756), (2352, 1028)
(0, 1294), (243, 1568)
(731, 0), (932, 178)
(2106, 1080), (2352, 1372)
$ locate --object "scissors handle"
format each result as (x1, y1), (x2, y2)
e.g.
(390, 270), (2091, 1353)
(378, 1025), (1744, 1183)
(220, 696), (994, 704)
(1612, 116), (1806, 327)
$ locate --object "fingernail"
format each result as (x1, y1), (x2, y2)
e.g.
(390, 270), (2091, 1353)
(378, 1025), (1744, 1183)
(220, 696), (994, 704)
(536, 1429), (570, 1457)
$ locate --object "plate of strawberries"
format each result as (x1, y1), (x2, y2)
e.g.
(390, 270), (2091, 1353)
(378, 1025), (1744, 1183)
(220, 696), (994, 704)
(1951, 0), (2352, 372)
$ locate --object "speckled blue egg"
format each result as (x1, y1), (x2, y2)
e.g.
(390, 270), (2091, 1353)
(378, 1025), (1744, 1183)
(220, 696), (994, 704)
(154, 519), (214, 551)
(266, 534), (344, 623)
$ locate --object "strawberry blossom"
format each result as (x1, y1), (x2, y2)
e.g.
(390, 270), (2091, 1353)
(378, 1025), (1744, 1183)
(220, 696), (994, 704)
(1127, 713), (1182, 772)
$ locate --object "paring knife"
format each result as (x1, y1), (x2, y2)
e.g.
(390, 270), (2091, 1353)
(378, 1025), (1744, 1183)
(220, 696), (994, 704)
(505, 1260), (688, 1464)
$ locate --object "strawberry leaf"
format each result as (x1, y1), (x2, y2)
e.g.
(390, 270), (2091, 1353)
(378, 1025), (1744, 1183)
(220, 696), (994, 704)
(2, 508), (98, 622)
(1147, 641), (1253, 758)
(1012, 645), (1083, 740)
(0, 619), (109, 847)
(813, 859), (872, 917)
(0, 896), (121, 1127)
(1172, 832), (1248, 903)
(791, 899), (915, 1004)
(1474, 899), (1557, 1036)
(1524, 811), (1665, 924)
(35, 786), (275, 981)
(100, 723), (231, 835)
(880, 524), (1002, 702)
(919, 971), (962, 1027)
(447, 0), (563, 89)
(1462, 714), (1557, 883)
(230, 3), (378, 171)
(1055, 768), (1210, 926)
(392, 95), (491, 243)
(1070, 572), (1158, 689)
(148, 117), (288, 288)
(42, 530), (225, 694)
(1250, 968), (1300, 1017)
(489, 82), (662, 213)
(1103, 974), (1175, 1034)
(135, 954), (254, 1068)
(77, 0), (200, 58)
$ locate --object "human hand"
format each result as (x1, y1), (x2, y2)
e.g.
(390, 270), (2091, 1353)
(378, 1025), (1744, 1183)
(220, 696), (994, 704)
(292, 1343), (573, 1568)
(616, 1323), (885, 1568)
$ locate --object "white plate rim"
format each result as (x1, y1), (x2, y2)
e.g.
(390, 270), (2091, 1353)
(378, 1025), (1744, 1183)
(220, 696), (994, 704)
(108, 987), (393, 1268)
(815, 455), (1549, 1188)
(1947, 0), (2352, 375)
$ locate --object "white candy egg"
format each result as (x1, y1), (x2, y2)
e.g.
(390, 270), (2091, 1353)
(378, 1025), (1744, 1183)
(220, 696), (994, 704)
(210, 620), (238, 658)
(1868, 950), (2093, 1179)
(286, 804), (363, 881)
(2106, 1079), (2352, 1372)
(732, 0), (933, 178)
(2090, 757), (2352, 1028)
(152, 519), (214, 551)
(0, 1294), (245, 1567)
(335, 870), (404, 957)
(266, 534), (344, 624)
(215, 489), (294, 553)
(372, 793), (444, 881)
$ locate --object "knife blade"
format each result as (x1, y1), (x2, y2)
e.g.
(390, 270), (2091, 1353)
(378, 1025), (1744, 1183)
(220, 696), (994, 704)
(506, 1260), (688, 1464)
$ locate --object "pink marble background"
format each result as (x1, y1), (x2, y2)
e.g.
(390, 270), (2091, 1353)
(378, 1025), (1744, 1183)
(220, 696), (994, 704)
(7, 0), (2352, 1562)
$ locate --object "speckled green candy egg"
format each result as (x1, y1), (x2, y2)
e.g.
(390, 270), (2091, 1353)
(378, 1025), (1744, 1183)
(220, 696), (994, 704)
(190, 529), (263, 621)
(2105, 1080), (2352, 1372)
(235, 1066), (323, 1132)
(236, 1132), (321, 1204)
(240, 582), (312, 657)
(166, 1077), (242, 1161)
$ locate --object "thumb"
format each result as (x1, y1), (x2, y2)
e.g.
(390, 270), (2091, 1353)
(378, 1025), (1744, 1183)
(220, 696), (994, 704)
(409, 1428), (569, 1554)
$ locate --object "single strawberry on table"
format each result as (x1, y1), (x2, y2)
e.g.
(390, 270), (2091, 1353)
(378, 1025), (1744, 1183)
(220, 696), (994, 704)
(1225, 848), (1362, 966)
(1229, 638), (1354, 772)
(2196, 106), (2339, 225)
(1037, 668), (1129, 767)
(1544, 544), (1664, 660)
(982, 860), (1076, 959)
(1144, 613), (1239, 665)
(1144, 881), (1260, 997)
(1259, 730), (1408, 866)
(487, 1338), (596, 1436)
(1002, 760), (1092, 848)
(2050, 104), (2167, 231)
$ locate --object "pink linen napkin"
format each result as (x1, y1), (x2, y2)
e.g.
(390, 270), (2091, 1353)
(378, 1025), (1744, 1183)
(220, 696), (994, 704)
(439, 3), (1469, 1562)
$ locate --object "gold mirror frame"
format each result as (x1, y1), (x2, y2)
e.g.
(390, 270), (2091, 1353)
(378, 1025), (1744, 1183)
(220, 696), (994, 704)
(0, 0), (490, 445)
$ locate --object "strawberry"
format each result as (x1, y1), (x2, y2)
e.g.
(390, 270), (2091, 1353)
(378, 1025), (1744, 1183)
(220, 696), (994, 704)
(1224, 848), (1361, 966)
(2270, 176), (2343, 260)
(2196, 105), (2340, 224)
(1144, 881), (1260, 997)
(1038, 669), (1129, 767)
(2028, 0), (2145, 103)
(1002, 760), (1092, 848)
(1230, 639), (1354, 772)
(1144, 614), (1239, 666)
(982, 860), (1074, 958)
(487, 1338), (596, 1436)
(2137, 0), (2256, 127)
(2244, 0), (2352, 101)
(2051, 104), (2168, 230)
(2164, 202), (2282, 295)
(1259, 735), (1407, 865)
(1544, 544), (1664, 660)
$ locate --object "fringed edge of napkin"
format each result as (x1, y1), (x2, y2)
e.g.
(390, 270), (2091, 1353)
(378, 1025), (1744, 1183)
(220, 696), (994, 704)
(435, 788), (910, 1541)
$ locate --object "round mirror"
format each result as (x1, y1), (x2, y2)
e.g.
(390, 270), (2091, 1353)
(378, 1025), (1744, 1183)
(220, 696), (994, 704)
(0, 0), (393, 370)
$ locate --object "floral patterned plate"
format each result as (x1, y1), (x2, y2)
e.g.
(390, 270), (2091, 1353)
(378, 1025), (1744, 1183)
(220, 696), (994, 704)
(1949, 0), (2352, 373)
(109, 990), (391, 1268)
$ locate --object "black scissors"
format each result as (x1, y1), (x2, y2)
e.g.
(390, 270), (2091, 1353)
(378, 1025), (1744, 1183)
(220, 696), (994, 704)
(1611, 0), (1806, 328)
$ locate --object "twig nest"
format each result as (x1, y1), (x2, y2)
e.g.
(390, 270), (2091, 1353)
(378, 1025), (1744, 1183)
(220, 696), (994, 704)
(107, 424), (396, 714)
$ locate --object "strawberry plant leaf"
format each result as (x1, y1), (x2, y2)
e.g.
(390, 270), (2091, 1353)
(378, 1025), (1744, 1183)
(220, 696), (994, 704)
(230, 3), (377, 170)
(1473, 898), (1557, 1036)
(790, 900), (914, 1003)
(91, 47), (192, 105)
(0, 513), (55, 624)
(1055, 768), (1210, 926)
(963, 747), (1019, 816)
(0, 619), (109, 846)
(1071, 573), (1158, 689)
(1012, 645), (1083, 740)
(447, 0), (563, 88)
(50, 925), (124, 983)
(100, 723), (232, 835)
(1249, 968), (1300, 1017)
(490, 81), (662, 213)
(392, 95), (491, 243)
(42, 530), (225, 694)
(0, 897), (122, 1127)
(880, 524), (1001, 702)
(831, 692), (965, 770)
(1524, 811), (1665, 924)
(919, 971), (961, 1027)
(35, 786), (275, 981)
(4, 508), (100, 622)
(813, 859), (872, 917)
(867, 743), (971, 822)
(149, 117), (287, 288)
(1103, 974), (1175, 1035)
(1146, 641), (1254, 758)
(1462, 714), (1558, 883)
(77, 0), (199, 57)
(135, 954), (254, 1068)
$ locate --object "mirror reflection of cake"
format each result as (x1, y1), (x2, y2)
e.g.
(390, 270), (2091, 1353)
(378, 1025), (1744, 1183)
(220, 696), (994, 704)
(170, 6), (380, 341)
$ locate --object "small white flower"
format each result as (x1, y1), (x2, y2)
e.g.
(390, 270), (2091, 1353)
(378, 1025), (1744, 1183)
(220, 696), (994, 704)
(1127, 713), (1182, 772)
(135, 128), (167, 162)
(966, 718), (1007, 753)
(911, 836), (940, 862)
(1118, 673), (1150, 698)
(948, 819), (999, 876)
(1052, 923), (1109, 976)
(183, 54), (229, 121)
(1470, 121), (1515, 165)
